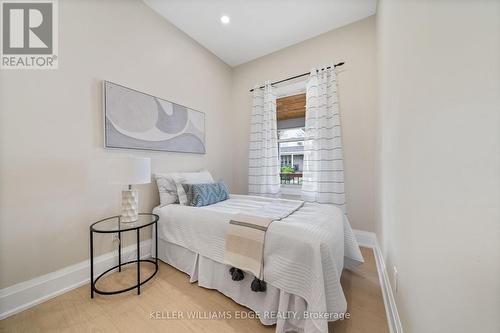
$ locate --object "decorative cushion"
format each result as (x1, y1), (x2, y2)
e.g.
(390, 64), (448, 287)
(174, 179), (189, 205)
(181, 184), (194, 206)
(155, 170), (214, 206)
(190, 181), (229, 207)
(154, 174), (177, 206)
(172, 171), (214, 206)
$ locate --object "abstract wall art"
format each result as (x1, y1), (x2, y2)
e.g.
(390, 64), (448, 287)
(104, 81), (206, 154)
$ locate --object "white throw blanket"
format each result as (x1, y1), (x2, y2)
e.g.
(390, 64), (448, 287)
(153, 195), (364, 333)
(224, 199), (304, 280)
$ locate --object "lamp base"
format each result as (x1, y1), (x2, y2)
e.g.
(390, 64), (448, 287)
(121, 189), (138, 223)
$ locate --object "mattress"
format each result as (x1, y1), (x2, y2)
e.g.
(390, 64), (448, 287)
(152, 194), (363, 333)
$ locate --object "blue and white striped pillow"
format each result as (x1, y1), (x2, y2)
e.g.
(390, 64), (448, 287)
(190, 182), (229, 207)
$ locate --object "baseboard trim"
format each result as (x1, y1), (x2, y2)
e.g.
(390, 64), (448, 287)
(353, 229), (403, 333)
(352, 229), (377, 248)
(0, 240), (152, 320)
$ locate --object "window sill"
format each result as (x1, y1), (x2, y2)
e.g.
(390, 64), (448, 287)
(280, 184), (302, 200)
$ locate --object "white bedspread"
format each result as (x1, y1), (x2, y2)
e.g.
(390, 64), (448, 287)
(153, 195), (364, 333)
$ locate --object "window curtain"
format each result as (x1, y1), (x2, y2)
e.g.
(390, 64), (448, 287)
(248, 84), (280, 197)
(302, 67), (346, 213)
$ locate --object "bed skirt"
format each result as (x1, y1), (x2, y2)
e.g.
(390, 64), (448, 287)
(156, 238), (309, 333)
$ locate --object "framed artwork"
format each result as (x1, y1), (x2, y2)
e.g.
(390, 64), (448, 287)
(104, 81), (206, 154)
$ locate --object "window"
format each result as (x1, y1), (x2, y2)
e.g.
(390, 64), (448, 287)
(278, 127), (304, 186)
(276, 92), (306, 197)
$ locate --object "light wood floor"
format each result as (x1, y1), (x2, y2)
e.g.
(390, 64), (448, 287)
(0, 247), (388, 333)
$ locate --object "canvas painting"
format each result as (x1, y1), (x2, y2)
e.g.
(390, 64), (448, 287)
(104, 81), (206, 154)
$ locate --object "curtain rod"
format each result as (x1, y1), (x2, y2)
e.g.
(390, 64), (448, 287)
(249, 62), (345, 92)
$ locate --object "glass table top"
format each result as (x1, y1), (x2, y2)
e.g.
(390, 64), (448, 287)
(91, 213), (158, 233)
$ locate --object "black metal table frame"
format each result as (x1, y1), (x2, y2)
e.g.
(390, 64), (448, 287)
(89, 213), (159, 298)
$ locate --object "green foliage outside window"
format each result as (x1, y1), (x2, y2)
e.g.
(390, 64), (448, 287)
(281, 165), (295, 173)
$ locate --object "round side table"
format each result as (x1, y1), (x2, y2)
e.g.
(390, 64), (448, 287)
(89, 213), (159, 298)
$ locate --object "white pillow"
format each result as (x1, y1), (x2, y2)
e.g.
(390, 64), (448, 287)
(154, 170), (214, 206)
(172, 170), (215, 205)
(172, 176), (190, 205)
(154, 174), (177, 206)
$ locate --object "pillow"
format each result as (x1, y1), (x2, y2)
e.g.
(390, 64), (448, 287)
(175, 180), (189, 205)
(181, 183), (194, 206)
(155, 170), (214, 206)
(154, 174), (178, 206)
(190, 181), (229, 207)
(172, 170), (214, 205)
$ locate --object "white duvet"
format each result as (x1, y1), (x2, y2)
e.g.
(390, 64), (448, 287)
(153, 194), (364, 333)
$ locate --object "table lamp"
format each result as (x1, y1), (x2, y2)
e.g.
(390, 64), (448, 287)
(109, 157), (151, 223)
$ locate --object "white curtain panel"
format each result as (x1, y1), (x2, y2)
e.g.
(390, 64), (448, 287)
(248, 84), (280, 197)
(302, 67), (346, 213)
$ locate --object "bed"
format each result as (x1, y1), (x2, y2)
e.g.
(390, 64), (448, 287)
(152, 194), (364, 333)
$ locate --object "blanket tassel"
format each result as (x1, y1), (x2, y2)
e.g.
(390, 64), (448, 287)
(251, 277), (267, 292)
(229, 267), (245, 281)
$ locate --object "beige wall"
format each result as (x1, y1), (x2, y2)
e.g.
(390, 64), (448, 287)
(376, 1), (500, 332)
(230, 16), (377, 232)
(0, 0), (234, 289)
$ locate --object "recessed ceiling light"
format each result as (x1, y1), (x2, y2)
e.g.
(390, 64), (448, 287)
(220, 15), (230, 25)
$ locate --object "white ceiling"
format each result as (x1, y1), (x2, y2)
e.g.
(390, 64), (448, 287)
(143, 0), (377, 67)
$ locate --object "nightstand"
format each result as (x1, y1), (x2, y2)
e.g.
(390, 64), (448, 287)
(89, 213), (159, 298)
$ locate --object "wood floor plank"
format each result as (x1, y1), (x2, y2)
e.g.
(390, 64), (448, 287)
(0, 247), (388, 333)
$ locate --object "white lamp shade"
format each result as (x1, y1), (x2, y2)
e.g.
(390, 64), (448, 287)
(108, 157), (151, 185)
